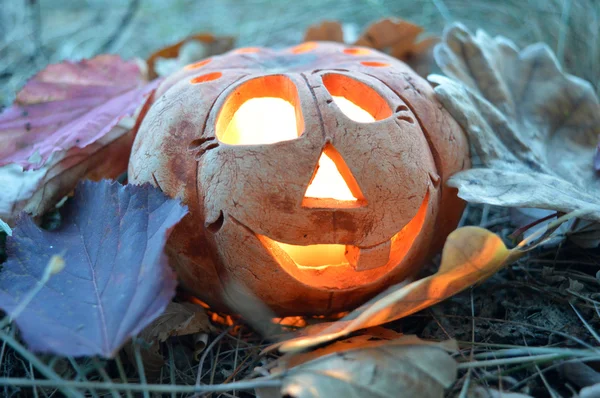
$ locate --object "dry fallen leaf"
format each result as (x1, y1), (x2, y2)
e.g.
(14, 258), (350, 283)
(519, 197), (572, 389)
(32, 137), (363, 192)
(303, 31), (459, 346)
(258, 335), (458, 398)
(0, 55), (158, 224)
(147, 33), (235, 79)
(304, 21), (344, 43)
(125, 301), (214, 379)
(277, 328), (404, 370)
(429, 23), (600, 222)
(304, 18), (437, 76)
(277, 226), (518, 352)
(143, 302), (214, 342)
(0, 180), (186, 357)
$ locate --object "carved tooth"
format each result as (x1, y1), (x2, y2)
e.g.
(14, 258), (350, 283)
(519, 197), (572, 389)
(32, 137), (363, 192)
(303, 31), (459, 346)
(345, 240), (391, 271)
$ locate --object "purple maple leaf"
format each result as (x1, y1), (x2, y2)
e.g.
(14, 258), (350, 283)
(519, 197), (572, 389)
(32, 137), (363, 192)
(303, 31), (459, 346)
(0, 180), (187, 357)
(0, 55), (157, 169)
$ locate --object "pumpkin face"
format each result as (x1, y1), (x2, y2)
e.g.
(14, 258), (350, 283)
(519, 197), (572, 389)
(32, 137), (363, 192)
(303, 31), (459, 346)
(129, 42), (469, 315)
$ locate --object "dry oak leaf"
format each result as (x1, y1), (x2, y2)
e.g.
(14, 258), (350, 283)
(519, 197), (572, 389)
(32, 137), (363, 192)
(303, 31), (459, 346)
(0, 55), (158, 224)
(304, 18), (437, 76)
(257, 335), (458, 398)
(147, 33), (235, 79)
(278, 226), (518, 353)
(428, 23), (600, 221)
(0, 180), (187, 357)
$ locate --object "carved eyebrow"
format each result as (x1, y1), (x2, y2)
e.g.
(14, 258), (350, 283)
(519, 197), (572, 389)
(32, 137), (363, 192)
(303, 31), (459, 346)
(394, 105), (414, 124)
(189, 136), (219, 160)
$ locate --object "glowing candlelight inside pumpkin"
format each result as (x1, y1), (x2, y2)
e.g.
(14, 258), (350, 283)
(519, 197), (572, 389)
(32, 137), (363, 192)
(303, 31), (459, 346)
(220, 96), (389, 269)
(304, 153), (356, 201)
(221, 96), (375, 267)
(221, 96), (371, 202)
(219, 96), (376, 268)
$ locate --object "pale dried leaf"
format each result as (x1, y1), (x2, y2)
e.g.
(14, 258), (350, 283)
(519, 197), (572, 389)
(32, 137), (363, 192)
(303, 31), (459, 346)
(278, 227), (514, 352)
(429, 23), (600, 222)
(260, 336), (457, 398)
(566, 220), (600, 248)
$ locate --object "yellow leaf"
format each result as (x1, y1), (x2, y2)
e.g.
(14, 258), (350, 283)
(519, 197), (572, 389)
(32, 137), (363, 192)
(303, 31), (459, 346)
(279, 227), (515, 353)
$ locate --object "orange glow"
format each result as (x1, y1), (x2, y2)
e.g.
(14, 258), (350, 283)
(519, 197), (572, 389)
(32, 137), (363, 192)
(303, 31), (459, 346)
(219, 97), (298, 145)
(190, 72), (222, 84)
(184, 58), (212, 70)
(343, 47), (371, 55)
(218, 95), (373, 145)
(258, 191), (430, 289)
(361, 61), (390, 67)
(274, 242), (348, 268)
(304, 152), (357, 201)
(332, 96), (375, 123)
(291, 42), (318, 54)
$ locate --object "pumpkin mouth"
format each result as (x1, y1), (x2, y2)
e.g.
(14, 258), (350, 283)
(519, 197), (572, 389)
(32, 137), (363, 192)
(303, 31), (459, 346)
(256, 191), (430, 290)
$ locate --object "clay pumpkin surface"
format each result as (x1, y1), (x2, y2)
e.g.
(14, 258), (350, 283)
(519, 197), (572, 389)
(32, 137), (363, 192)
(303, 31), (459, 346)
(129, 42), (470, 315)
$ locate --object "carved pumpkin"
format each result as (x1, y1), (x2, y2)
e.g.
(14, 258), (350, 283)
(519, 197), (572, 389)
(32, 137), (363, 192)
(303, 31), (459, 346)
(129, 42), (470, 315)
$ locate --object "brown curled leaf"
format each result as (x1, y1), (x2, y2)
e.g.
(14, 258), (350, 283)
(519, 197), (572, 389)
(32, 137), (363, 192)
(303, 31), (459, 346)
(303, 18), (437, 76)
(147, 33), (235, 79)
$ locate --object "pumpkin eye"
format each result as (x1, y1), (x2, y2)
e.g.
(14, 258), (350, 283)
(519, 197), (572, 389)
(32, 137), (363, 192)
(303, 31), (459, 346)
(216, 75), (304, 145)
(322, 73), (392, 122)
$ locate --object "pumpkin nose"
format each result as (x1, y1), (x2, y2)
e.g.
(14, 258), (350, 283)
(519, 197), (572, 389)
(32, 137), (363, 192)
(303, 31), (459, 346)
(304, 152), (355, 201)
(302, 144), (366, 208)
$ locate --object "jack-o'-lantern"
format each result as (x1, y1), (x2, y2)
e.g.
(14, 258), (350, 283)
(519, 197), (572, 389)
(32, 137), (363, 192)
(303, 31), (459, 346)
(129, 42), (469, 315)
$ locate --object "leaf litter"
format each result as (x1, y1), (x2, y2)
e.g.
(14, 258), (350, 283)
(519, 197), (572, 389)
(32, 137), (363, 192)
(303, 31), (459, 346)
(429, 23), (600, 222)
(0, 14), (598, 398)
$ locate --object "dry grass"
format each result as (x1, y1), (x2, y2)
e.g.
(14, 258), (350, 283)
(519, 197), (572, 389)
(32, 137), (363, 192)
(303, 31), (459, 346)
(1, 0), (600, 397)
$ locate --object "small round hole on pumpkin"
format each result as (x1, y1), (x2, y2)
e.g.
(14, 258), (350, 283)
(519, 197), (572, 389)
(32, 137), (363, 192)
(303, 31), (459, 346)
(216, 75), (304, 145)
(361, 61), (390, 67)
(322, 73), (392, 122)
(291, 42), (317, 54)
(235, 47), (261, 54)
(184, 58), (212, 70)
(343, 47), (371, 56)
(190, 72), (222, 84)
